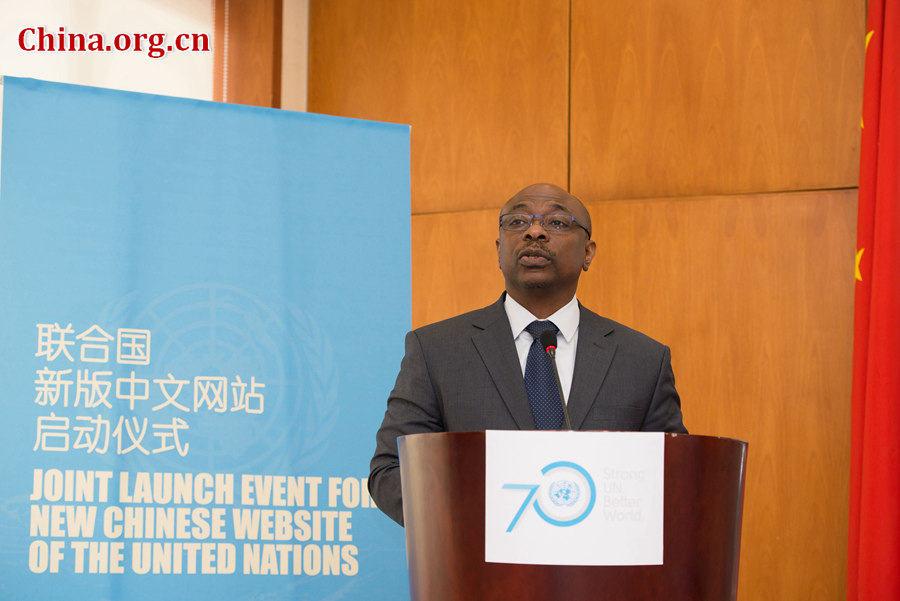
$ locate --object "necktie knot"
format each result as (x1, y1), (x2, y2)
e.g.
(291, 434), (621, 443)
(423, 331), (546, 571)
(525, 320), (559, 341)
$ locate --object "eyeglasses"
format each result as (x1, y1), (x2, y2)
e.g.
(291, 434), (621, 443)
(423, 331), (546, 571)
(499, 213), (591, 238)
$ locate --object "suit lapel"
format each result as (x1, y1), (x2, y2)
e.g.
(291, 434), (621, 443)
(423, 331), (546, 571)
(470, 297), (536, 429)
(567, 306), (617, 429)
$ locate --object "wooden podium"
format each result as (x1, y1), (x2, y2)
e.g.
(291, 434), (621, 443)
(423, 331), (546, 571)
(398, 432), (747, 601)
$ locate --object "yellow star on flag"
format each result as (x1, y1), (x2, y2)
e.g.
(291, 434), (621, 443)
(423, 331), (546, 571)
(856, 248), (865, 281)
(862, 31), (874, 129)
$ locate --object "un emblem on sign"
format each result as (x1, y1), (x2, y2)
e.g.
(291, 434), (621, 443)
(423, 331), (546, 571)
(502, 461), (596, 531)
(548, 480), (580, 507)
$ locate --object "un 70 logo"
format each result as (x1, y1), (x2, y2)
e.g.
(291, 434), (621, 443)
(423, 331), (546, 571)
(502, 461), (597, 532)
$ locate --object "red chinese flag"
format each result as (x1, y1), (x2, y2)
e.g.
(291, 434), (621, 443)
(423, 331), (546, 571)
(849, 0), (900, 599)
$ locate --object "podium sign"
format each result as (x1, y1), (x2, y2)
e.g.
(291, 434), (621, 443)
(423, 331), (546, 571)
(485, 431), (664, 566)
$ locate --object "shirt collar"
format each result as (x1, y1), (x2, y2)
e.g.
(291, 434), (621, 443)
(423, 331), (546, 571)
(504, 293), (580, 343)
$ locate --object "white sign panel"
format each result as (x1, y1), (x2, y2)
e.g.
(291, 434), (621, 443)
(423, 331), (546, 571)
(485, 431), (664, 566)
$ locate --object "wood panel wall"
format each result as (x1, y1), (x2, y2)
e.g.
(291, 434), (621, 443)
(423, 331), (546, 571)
(564, 2), (863, 594)
(308, 0), (861, 598)
(570, 0), (863, 199)
(308, 0), (570, 214)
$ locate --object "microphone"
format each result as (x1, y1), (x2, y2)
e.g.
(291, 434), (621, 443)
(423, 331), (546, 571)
(539, 330), (572, 431)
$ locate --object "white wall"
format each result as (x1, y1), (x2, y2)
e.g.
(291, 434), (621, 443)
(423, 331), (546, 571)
(0, 0), (214, 100)
(281, 0), (308, 113)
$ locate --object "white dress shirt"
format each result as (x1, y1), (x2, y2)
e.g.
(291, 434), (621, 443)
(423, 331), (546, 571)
(503, 294), (580, 405)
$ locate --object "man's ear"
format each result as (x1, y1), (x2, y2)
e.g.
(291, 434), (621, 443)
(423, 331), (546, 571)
(583, 239), (597, 271)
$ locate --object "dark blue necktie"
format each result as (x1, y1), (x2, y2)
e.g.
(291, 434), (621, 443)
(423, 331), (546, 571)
(524, 320), (563, 430)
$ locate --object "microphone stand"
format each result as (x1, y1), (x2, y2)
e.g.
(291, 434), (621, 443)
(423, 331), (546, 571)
(545, 345), (573, 431)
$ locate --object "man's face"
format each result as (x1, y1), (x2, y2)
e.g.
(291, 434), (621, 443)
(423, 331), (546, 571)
(495, 185), (596, 298)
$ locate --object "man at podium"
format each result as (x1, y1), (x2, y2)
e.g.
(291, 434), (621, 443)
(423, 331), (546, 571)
(370, 183), (687, 525)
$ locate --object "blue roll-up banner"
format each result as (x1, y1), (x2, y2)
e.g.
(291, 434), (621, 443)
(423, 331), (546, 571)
(0, 77), (410, 601)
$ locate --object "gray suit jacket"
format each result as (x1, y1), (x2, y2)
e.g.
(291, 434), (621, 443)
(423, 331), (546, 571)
(369, 294), (687, 525)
